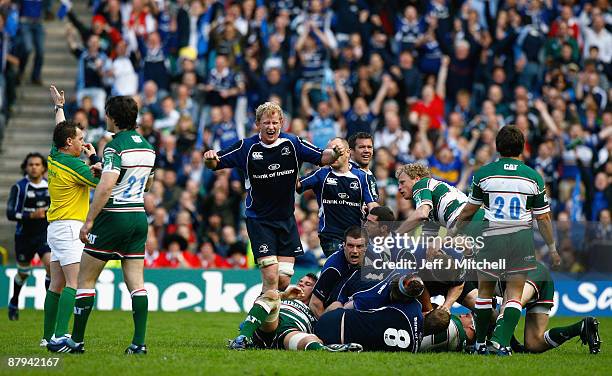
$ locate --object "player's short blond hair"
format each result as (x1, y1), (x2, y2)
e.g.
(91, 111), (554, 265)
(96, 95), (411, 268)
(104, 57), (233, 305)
(395, 163), (431, 180)
(255, 102), (284, 123)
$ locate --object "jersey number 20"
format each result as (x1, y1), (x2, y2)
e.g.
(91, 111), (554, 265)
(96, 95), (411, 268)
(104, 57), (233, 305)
(493, 196), (520, 219)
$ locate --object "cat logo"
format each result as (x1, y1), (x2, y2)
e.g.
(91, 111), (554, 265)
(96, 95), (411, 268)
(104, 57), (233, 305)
(350, 181), (359, 190)
(259, 244), (269, 253)
(252, 152), (263, 160)
(281, 146), (291, 156)
(131, 135), (143, 143)
(338, 192), (349, 199)
(326, 177), (338, 185)
(268, 164), (281, 171)
(504, 163), (518, 171)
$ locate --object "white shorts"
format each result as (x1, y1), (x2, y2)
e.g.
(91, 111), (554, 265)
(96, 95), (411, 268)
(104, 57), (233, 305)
(47, 220), (85, 266)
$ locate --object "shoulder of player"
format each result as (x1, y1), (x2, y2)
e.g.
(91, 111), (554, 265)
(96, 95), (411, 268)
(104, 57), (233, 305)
(413, 176), (433, 192)
(518, 163), (544, 184)
(48, 152), (87, 171)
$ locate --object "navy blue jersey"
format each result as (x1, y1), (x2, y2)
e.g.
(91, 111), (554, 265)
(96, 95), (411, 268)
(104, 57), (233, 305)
(315, 303), (423, 352)
(312, 250), (356, 306)
(349, 160), (378, 202)
(298, 166), (375, 240)
(6, 178), (49, 236)
(215, 133), (323, 220)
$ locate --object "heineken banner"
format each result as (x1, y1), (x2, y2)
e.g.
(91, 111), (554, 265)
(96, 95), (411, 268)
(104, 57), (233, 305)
(1, 267), (610, 316)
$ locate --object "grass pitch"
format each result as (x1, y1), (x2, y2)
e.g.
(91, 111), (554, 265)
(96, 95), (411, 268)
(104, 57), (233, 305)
(0, 309), (609, 376)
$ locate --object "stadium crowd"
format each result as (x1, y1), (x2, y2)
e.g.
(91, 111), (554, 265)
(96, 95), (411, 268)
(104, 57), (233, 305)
(18, 0), (612, 271)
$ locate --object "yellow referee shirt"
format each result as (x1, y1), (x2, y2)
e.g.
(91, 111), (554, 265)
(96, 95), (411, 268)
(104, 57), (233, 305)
(47, 147), (99, 222)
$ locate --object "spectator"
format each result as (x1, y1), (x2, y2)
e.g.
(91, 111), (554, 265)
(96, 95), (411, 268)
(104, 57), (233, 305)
(71, 34), (110, 116)
(199, 241), (231, 269)
(17, 0), (45, 85)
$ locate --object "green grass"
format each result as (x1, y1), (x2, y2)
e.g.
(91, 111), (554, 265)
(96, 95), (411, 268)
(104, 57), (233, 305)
(0, 310), (609, 375)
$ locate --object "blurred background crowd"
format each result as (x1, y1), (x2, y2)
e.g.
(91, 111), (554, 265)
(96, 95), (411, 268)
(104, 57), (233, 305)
(4, 0), (612, 272)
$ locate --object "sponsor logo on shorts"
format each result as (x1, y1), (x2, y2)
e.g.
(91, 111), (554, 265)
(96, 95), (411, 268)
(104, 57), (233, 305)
(281, 146), (291, 156)
(295, 246), (302, 253)
(268, 164), (281, 171)
(252, 152), (263, 160)
(259, 244), (269, 254)
(326, 178), (338, 185)
(338, 192), (349, 199)
(524, 255), (535, 261)
(350, 181), (359, 190)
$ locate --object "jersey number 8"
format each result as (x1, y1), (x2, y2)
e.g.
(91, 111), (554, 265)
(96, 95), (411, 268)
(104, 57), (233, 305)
(384, 328), (411, 348)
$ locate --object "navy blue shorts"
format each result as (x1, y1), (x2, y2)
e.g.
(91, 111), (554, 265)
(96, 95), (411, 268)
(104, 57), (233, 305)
(246, 217), (303, 260)
(15, 234), (50, 264)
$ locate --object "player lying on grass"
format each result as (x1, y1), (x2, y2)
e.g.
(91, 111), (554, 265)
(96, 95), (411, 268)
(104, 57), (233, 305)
(314, 274), (450, 352)
(497, 261), (601, 354)
(228, 273), (362, 352)
(420, 311), (476, 352)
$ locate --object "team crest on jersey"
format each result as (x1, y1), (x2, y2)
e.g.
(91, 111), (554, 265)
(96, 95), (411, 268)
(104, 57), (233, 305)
(268, 164), (280, 171)
(259, 244), (269, 253)
(281, 146), (291, 155)
(131, 135), (143, 143)
(252, 152), (263, 160)
(350, 181), (359, 190)
(326, 177), (338, 185)
(338, 192), (349, 199)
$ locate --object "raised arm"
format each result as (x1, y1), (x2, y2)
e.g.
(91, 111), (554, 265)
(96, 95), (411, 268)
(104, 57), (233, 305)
(371, 75), (390, 116)
(436, 56), (449, 99)
(50, 85), (66, 125)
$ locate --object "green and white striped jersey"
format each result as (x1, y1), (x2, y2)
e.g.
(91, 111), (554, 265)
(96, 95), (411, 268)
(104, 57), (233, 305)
(102, 130), (156, 212)
(468, 157), (549, 236)
(420, 315), (467, 352)
(412, 177), (468, 230)
(278, 300), (317, 334)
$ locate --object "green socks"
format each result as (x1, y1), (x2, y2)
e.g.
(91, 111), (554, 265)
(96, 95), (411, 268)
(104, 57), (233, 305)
(54, 287), (76, 338)
(305, 342), (325, 351)
(545, 321), (584, 347)
(43, 290), (60, 341)
(71, 289), (95, 343)
(239, 303), (271, 338)
(130, 289), (148, 346)
(492, 300), (522, 347)
(474, 297), (493, 344)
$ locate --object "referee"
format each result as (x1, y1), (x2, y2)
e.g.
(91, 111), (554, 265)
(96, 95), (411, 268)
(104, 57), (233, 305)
(44, 86), (101, 350)
(6, 152), (51, 322)
(204, 102), (344, 293)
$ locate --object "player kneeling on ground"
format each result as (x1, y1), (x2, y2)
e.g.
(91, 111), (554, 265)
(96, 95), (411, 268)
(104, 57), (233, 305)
(229, 274), (362, 352)
(499, 261), (601, 354)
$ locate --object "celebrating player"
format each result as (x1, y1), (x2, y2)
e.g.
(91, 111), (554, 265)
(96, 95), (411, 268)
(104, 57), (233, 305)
(228, 273), (362, 352)
(453, 125), (561, 355)
(6, 153), (51, 322)
(499, 262), (601, 354)
(51, 96), (156, 354)
(203, 102), (343, 293)
(297, 137), (378, 256)
(348, 132), (378, 202)
(45, 85), (100, 351)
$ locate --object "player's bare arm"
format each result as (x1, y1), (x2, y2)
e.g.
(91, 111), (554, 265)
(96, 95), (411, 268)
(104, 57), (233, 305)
(320, 144), (345, 166)
(441, 283), (465, 312)
(535, 212), (560, 268)
(309, 295), (325, 319)
(397, 204), (432, 234)
(453, 202), (480, 233)
(50, 85), (65, 125)
(79, 172), (119, 243)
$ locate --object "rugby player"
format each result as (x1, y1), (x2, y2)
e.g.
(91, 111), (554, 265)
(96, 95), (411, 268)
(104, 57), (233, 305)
(454, 125), (561, 355)
(6, 153), (51, 322)
(204, 102), (344, 293)
(309, 226), (368, 318)
(498, 262), (601, 354)
(51, 96), (156, 354)
(46, 86), (100, 350)
(229, 274), (362, 352)
(420, 312), (476, 353)
(348, 132), (378, 202)
(297, 137), (378, 256)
